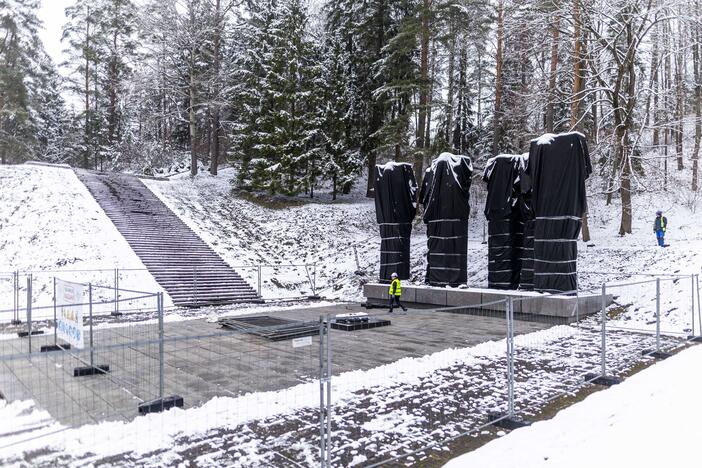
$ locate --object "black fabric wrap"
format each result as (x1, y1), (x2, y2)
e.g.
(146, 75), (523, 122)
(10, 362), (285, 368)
(419, 154), (473, 287)
(483, 156), (524, 290)
(373, 163), (418, 281)
(525, 133), (592, 293)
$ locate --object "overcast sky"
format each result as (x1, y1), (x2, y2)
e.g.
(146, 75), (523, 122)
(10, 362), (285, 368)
(38, 0), (73, 67)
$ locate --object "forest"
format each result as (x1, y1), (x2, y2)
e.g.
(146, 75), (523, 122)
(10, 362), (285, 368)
(1, 0), (700, 235)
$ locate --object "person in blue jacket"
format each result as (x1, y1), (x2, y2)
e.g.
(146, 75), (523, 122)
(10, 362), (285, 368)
(654, 210), (668, 247)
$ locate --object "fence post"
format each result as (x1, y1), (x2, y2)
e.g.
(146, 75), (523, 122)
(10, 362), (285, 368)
(697, 274), (701, 337)
(257, 265), (262, 297)
(89, 283), (94, 368)
(12, 271), (20, 325)
(27, 276), (32, 354)
(53, 277), (57, 346)
(158, 292), (164, 400)
(692, 274), (696, 337)
(313, 263), (317, 297)
(656, 278), (661, 353)
(114, 268), (120, 316)
(507, 298), (515, 418)
(574, 273), (580, 324)
(318, 316), (326, 467)
(585, 283), (621, 385)
(193, 266), (198, 306)
(600, 283), (606, 377)
(326, 313), (332, 467)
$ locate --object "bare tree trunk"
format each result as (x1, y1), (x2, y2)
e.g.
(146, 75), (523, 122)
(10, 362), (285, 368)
(675, 7), (684, 171)
(210, 0), (222, 176)
(545, 18), (560, 133)
(414, 0), (430, 183)
(664, 17), (671, 189)
(570, 0), (590, 241)
(477, 50), (483, 132)
(445, 30), (456, 146)
(455, 45), (467, 153)
(425, 39), (436, 156)
(651, 11), (660, 150)
(617, 125), (632, 235)
(107, 29), (119, 145)
(493, 0), (504, 155)
(83, 5), (91, 169)
(189, 5), (198, 177)
(366, 0), (387, 197)
(693, 1), (701, 191)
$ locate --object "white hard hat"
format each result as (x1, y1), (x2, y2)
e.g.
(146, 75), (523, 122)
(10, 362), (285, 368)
(391, 272), (398, 278)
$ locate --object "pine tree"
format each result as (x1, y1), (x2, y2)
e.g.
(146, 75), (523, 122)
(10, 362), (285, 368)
(232, 0), (325, 196)
(0, 0), (43, 164)
(33, 55), (73, 164)
(320, 32), (362, 199)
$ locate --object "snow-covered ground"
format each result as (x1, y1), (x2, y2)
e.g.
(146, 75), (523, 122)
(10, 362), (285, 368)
(0, 164), (169, 317)
(1, 162), (702, 466)
(144, 166), (702, 333)
(444, 343), (702, 468)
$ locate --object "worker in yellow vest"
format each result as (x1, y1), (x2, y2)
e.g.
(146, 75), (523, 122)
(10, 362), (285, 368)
(388, 272), (407, 313)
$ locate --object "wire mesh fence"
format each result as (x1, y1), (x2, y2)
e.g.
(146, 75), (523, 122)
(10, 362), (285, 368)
(0, 272), (700, 467)
(0, 264), (319, 321)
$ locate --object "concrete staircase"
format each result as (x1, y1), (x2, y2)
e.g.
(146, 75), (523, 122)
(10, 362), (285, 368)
(75, 170), (261, 307)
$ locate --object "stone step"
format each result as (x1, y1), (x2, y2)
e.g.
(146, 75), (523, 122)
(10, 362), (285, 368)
(75, 169), (260, 307)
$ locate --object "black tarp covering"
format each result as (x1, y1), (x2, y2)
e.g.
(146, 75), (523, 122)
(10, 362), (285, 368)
(419, 153), (473, 287)
(518, 158), (535, 290)
(524, 132), (592, 293)
(374, 162), (418, 281)
(483, 155), (525, 289)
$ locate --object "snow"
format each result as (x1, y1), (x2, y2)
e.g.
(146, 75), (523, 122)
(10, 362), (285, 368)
(143, 168), (378, 301)
(376, 161), (413, 172)
(432, 152), (474, 173)
(3, 162), (702, 465)
(444, 343), (702, 468)
(533, 131), (586, 145)
(0, 324), (576, 461)
(483, 153), (525, 180)
(0, 164), (169, 317)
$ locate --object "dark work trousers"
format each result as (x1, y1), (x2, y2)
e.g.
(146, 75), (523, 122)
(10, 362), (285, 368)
(389, 295), (406, 312)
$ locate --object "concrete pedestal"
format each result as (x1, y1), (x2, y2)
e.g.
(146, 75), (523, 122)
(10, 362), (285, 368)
(363, 283), (613, 322)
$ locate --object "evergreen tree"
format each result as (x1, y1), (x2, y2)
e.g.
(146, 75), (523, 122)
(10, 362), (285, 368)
(0, 0), (43, 164)
(233, 0), (325, 195)
(33, 56), (73, 163)
(320, 32), (362, 199)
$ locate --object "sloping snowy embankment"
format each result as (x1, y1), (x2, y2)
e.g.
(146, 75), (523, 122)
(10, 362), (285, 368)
(145, 167), (702, 334)
(143, 168), (490, 301)
(444, 343), (702, 468)
(0, 164), (169, 317)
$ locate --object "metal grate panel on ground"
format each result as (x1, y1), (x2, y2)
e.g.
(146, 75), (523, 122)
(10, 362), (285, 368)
(218, 315), (320, 341)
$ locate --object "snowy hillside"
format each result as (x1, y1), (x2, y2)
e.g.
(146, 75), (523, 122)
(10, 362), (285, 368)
(145, 166), (702, 333)
(0, 164), (168, 315)
(2, 162), (701, 332)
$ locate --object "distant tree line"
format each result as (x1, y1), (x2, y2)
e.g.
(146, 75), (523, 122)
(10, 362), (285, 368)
(2, 0), (702, 232)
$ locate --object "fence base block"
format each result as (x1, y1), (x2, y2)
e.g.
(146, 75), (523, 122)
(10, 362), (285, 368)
(308, 295), (322, 301)
(40, 344), (71, 353)
(138, 395), (184, 415)
(489, 412), (532, 430)
(688, 335), (702, 343)
(10, 319), (21, 325)
(110, 311), (124, 317)
(585, 373), (622, 386)
(642, 349), (672, 360)
(73, 365), (110, 377)
(17, 330), (44, 338)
